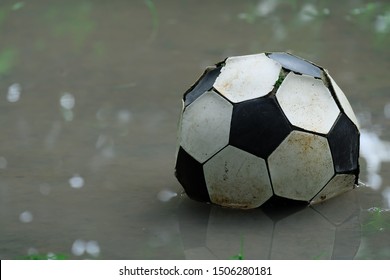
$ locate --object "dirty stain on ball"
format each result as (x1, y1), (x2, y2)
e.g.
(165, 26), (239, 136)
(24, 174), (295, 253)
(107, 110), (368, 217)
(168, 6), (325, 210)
(174, 52), (360, 209)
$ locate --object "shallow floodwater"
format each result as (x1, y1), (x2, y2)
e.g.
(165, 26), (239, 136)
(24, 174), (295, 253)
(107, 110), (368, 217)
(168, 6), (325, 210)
(0, 0), (389, 259)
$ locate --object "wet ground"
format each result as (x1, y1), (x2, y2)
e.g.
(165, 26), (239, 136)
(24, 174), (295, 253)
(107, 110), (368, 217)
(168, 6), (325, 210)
(0, 0), (389, 259)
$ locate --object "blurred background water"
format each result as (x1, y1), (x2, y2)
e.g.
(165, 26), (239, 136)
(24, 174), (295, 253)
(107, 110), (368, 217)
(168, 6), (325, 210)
(0, 0), (389, 259)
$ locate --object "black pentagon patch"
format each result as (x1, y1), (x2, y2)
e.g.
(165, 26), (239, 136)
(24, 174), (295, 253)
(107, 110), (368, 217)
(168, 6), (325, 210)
(328, 114), (360, 173)
(175, 147), (210, 203)
(267, 52), (322, 78)
(183, 66), (222, 107)
(229, 97), (292, 159)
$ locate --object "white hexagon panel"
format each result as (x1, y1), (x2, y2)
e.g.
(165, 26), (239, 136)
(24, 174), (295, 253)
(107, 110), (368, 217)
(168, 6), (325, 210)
(268, 131), (334, 201)
(311, 174), (356, 204)
(325, 70), (360, 129)
(179, 90), (233, 163)
(203, 145), (273, 209)
(174, 100), (185, 160)
(276, 72), (340, 134)
(214, 53), (281, 103)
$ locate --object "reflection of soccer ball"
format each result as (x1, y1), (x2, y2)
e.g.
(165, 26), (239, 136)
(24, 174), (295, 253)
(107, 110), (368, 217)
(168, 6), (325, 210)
(177, 190), (361, 259)
(175, 52), (360, 209)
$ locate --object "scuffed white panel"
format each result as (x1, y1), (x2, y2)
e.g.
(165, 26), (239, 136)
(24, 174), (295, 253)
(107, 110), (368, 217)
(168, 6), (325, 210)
(326, 70), (360, 129)
(276, 72), (340, 134)
(214, 53), (281, 103)
(180, 90), (232, 163)
(204, 145), (273, 209)
(311, 174), (356, 204)
(269, 131), (334, 201)
(175, 100), (185, 161)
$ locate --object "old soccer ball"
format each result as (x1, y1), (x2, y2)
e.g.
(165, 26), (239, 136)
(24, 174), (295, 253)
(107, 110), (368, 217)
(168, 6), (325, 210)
(174, 52), (360, 209)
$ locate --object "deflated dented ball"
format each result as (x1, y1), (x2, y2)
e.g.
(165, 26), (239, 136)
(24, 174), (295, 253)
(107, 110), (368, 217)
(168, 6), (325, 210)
(174, 52), (360, 209)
